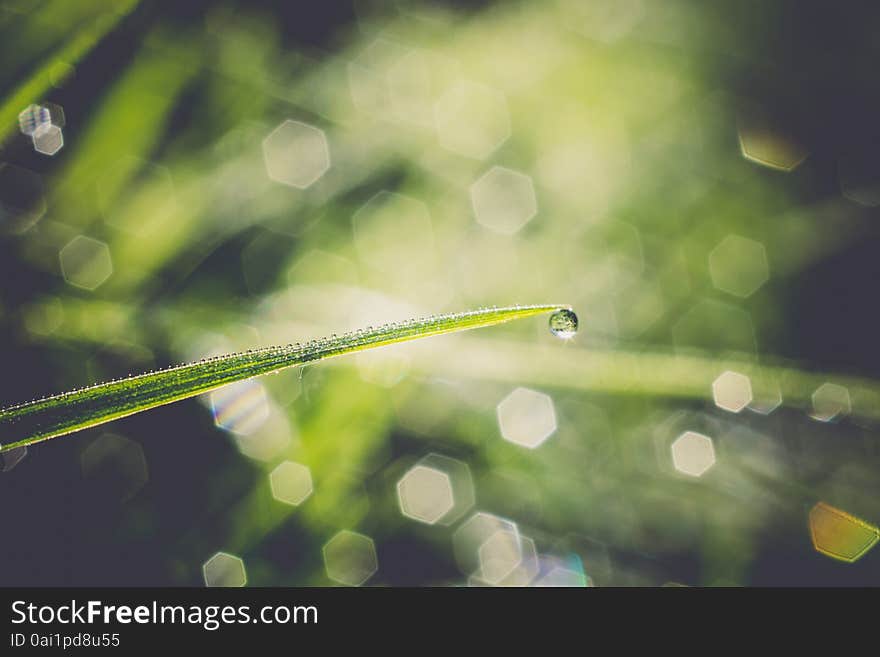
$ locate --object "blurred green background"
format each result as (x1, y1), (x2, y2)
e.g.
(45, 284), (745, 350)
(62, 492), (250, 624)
(2, 0), (880, 586)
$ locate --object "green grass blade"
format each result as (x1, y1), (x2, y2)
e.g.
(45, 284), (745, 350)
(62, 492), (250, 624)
(0, 304), (567, 451)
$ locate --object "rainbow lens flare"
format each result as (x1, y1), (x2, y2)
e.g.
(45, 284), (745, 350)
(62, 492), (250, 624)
(809, 502), (880, 563)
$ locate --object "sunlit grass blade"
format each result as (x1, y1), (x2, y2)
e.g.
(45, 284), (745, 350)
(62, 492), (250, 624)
(0, 304), (567, 452)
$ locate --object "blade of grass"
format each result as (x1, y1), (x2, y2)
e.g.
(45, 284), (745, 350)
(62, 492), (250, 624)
(0, 304), (567, 451)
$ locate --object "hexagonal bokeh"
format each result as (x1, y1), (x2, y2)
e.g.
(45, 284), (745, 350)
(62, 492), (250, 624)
(492, 536), (540, 586)
(452, 511), (519, 576)
(59, 235), (113, 291)
(352, 191), (434, 275)
(477, 528), (525, 585)
(469, 536), (540, 587)
(32, 123), (64, 156)
(397, 464), (454, 525)
(533, 566), (590, 587)
(418, 453), (475, 526)
(234, 404), (293, 462)
(203, 552), (247, 587)
(470, 166), (538, 235)
(210, 379), (271, 436)
(671, 431), (716, 477)
(496, 387), (557, 449)
(387, 49), (435, 127)
(737, 108), (808, 172)
(810, 383), (851, 422)
(712, 370), (753, 413)
(18, 104), (51, 136)
(43, 101), (66, 129)
(708, 235), (769, 298)
(654, 411), (722, 476)
(262, 119), (330, 189)
(80, 433), (149, 503)
(323, 530), (378, 586)
(747, 377), (783, 415)
(838, 149), (880, 207)
(23, 296), (64, 337)
(809, 502), (879, 563)
(347, 37), (408, 117)
(269, 461), (313, 506)
(434, 80), (510, 159)
(0, 446), (28, 472)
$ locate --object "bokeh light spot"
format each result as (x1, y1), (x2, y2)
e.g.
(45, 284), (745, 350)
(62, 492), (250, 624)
(43, 101), (66, 129)
(737, 108), (808, 172)
(397, 464), (454, 525)
(810, 383), (851, 422)
(322, 530), (378, 586)
(496, 387), (557, 449)
(59, 236), (113, 291)
(262, 119), (330, 189)
(671, 431), (716, 477)
(18, 104), (51, 136)
(712, 370), (753, 413)
(22, 296), (64, 337)
(453, 511), (519, 577)
(415, 453), (475, 526)
(708, 235), (769, 298)
(470, 166), (537, 235)
(533, 565), (590, 587)
(386, 49), (435, 127)
(477, 528), (524, 585)
(747, 378), (783, 415)
(203, 552), (247, 587)
(233, 404), (294, 462)
(210, 379), (271, 436)
(492, 536), (540, 586)
(347, 37), (409, 117)
(269, 461), (313, 506)
(809, 502), (879, 563)
(32, 123), (64, 156)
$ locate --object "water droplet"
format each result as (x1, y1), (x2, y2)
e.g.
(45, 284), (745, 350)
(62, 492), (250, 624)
(549, 309), (578, 339)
